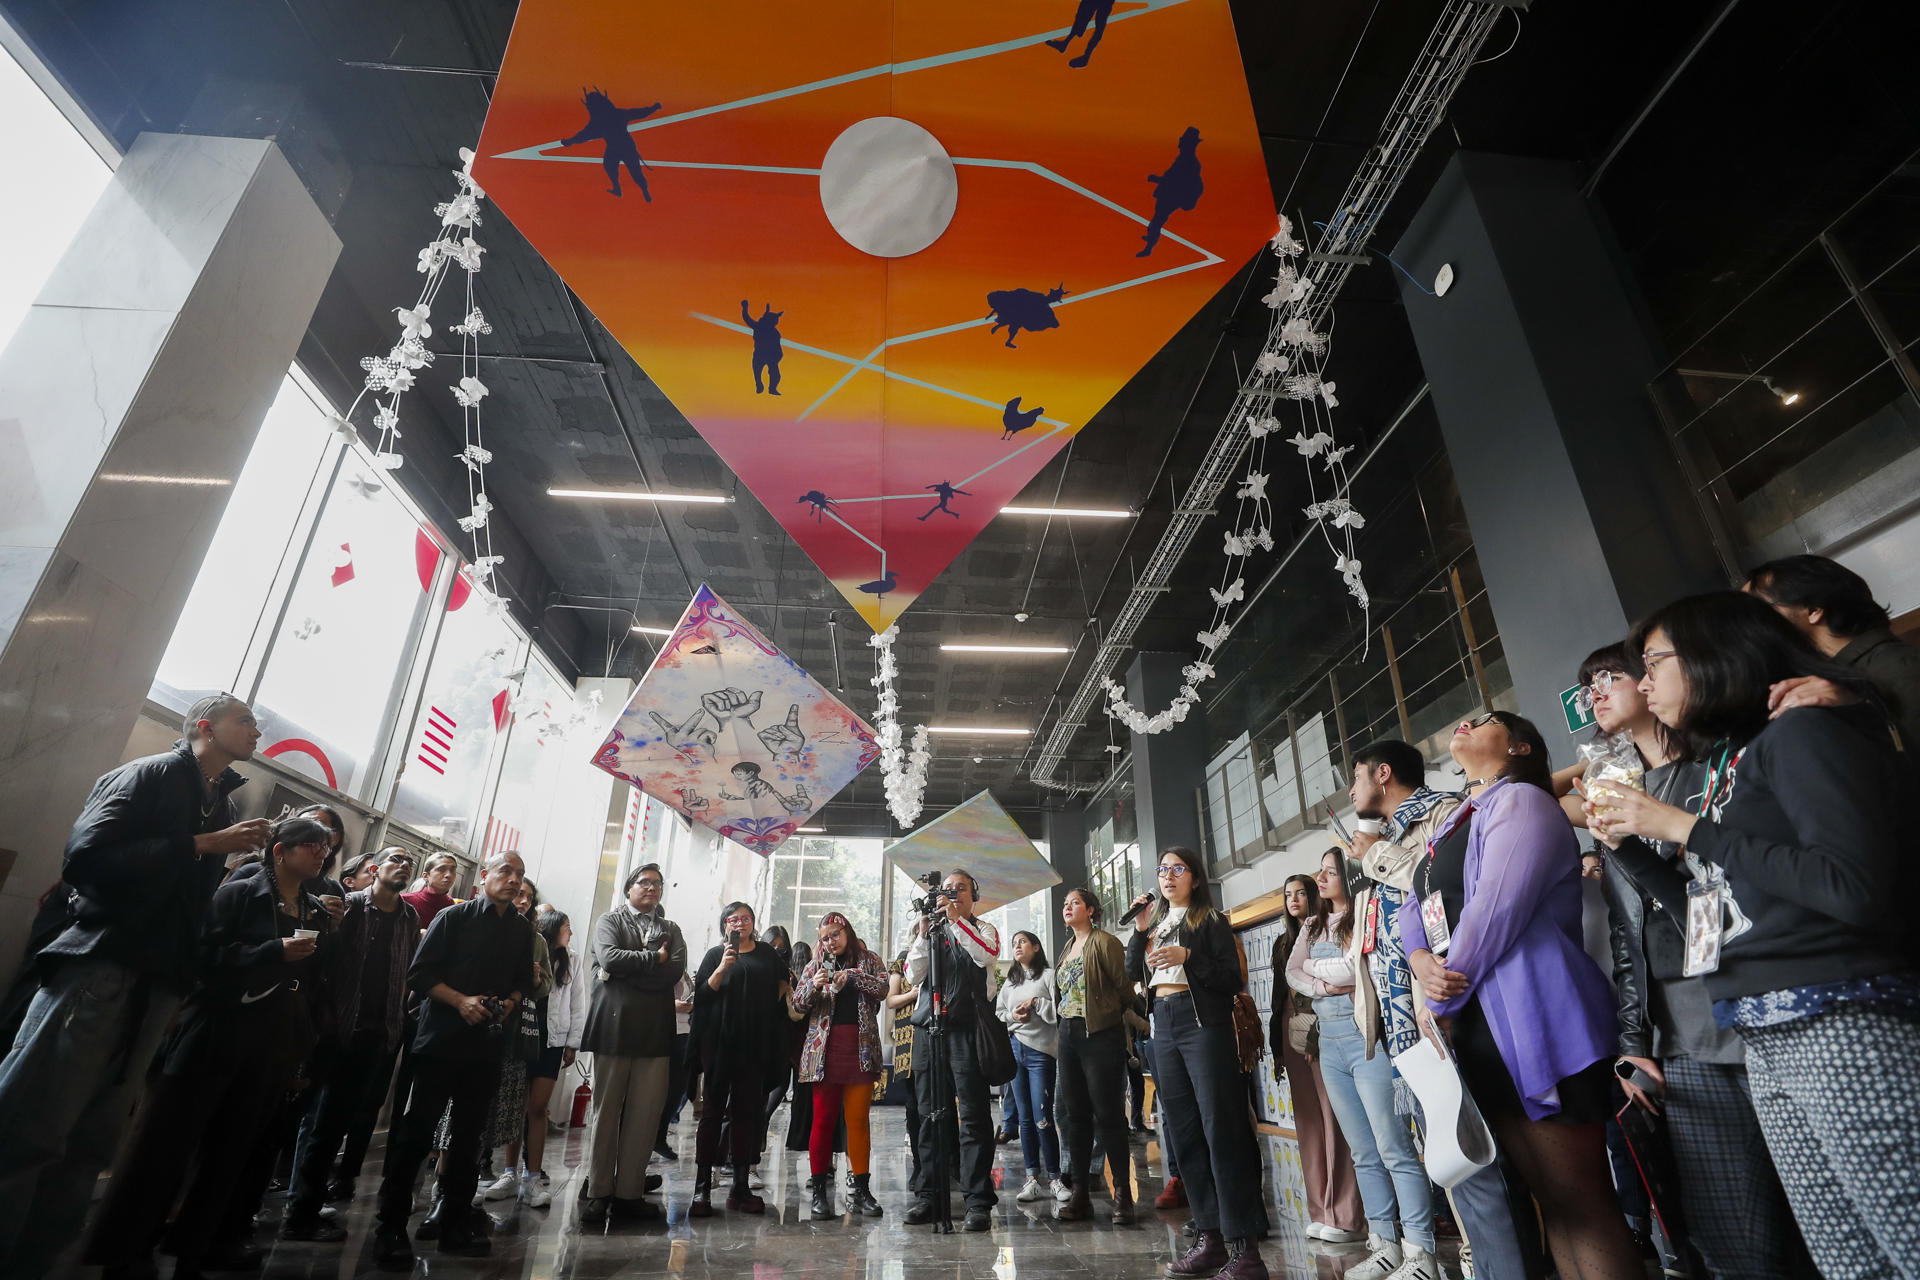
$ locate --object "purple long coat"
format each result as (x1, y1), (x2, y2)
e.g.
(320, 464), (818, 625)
(1400, 778), (1618, 1120)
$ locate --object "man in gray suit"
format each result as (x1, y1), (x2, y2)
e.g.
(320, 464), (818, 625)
(580, 863), (687, 1223)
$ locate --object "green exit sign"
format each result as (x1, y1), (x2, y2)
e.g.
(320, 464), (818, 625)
(1561, 684), (1595, 735)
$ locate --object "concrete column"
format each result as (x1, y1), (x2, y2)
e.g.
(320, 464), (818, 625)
(1043, 800), (1088, 955)
(1125, 652), (1208, 894)
(0, 134), (340, 986)
(1391, 152), (1724, 764)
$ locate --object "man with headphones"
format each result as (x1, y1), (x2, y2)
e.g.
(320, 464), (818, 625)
(903, 869), (1001, 1231)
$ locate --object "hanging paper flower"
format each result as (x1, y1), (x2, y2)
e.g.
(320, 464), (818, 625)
(1282, 372), (1321, 400)
(1290, 429), (1333, 457)
(1209, 578), (1246, 607)
(395, 304), (432, 341)
(452, 307), (492, 337)
(416, 243), (445, 274)
(1332, 508), (1366, 531)
(1223, 530), (1252, 557)
(459, 493), (493, 532)
(374, 404), (399, 432)
(328, 411), (358, 443)
(1320, 380), (1340, 409)
(436, 192), (480, 230)
(371, 451), (404, 471)
(455, 146), (486, 199)
(1247, 414), (1280, 439)
(1196, 623), (1231, 651)
(1235, 472), (1269, 502)
(293, 617), (321, 640)
(867, 625), (930, 826)
(472, 554), (505, 582)
(1255, 351), (1291, 378)
(1251, 526), (1274, 551)
(447, 237), (486, 273)
(453, 375), (490, 407)
(458, 443), (494, 472)
(1286, 274), (1316, 303)
(1270, 214), (1304, 256)
(1323, 445), (1352, 469)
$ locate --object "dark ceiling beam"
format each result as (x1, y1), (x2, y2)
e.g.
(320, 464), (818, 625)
(1583, 0), (1740, 196)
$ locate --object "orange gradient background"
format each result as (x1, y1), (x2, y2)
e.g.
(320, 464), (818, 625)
(474, 0), (1275, 630)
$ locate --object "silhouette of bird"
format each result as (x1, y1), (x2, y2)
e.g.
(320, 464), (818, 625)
(856, 570), (898, 599)
(1001, 397), (1045, 441)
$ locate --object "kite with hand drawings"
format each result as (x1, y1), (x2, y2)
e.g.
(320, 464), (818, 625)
(649, 687), (808, 761)
(719, 762), (811, 814)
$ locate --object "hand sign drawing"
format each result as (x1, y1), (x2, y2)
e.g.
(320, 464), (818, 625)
(757, 704), (806, 758)
(649, 706), (715, 761)
(700, 687), (763, 730)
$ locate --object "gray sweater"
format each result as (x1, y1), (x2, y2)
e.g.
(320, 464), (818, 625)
(580, 905), (688, 1058)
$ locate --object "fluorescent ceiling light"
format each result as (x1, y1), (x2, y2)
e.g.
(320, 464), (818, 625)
(796, 826), (825, 833)
(549, 487), (729, 504)
(941, 644), (1071, 655)
(97, 473), (232, 487)
(1000, 505), (1132, 519)
(630, 625), (675, 637)
(927, 725), (1030, 736)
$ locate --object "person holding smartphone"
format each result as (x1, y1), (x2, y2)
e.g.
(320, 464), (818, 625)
(691, 902), (786, 1215)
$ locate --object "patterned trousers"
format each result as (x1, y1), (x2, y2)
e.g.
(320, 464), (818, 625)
(1739, 1005), (1920, 1280)
(1661, 1057), (1810, 1280)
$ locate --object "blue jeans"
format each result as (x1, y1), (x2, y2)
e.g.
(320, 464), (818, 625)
(1317, 1014), (1436, 1252)
(0, 958), (181, 1279)
(1413, 1103), (1530, 1280)
(1009, 1039), (1060, 1177)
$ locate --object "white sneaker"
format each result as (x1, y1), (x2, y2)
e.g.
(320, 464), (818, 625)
(748, 1169), (766, 1192)
(1308, 1222), (1367, 1243)
(522, 1171), (552, 1209)
(1386, 1243), (1443, 1280)
(481, 1169), (520, 1202)
(1050, 1177), (1071, 1203)
(1016, 1176), (1044, 1202)
(1343, 1235), (1405, 1280)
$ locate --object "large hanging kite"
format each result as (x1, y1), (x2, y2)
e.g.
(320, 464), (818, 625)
(590, 586), (880, 854)
(474, 0), (1276, 630)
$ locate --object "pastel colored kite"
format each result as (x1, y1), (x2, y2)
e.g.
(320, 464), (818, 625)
(474, 0), (1276, 629)
(590, 585), (880, 854)
(884, 790), (1060, 912)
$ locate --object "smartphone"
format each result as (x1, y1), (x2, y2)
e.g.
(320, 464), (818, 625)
(727, 928), (742, 951)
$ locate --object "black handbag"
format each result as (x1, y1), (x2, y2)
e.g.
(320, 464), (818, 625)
(970, 973), (1018, 1086)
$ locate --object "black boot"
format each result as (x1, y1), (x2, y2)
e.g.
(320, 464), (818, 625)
(850, 1173), (884, 1217)
(728, 1163), (765, 1214)
(690, 1166), (714, 1218)
(414, 1197), (444, 1240)
(808, 1173), (835, 1220)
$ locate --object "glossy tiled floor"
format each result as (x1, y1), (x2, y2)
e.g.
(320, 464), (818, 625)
(80, 1106), (1410, 1279)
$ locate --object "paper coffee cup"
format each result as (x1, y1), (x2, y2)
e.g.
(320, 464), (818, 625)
(1355, 818), (1386, 836)
(292, 929), (319, 941)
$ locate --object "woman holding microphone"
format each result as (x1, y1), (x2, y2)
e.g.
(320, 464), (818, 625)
(1128, 849), (1268, 1279)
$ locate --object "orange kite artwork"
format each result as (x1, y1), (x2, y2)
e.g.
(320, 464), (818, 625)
(474, 0), (1276, 631)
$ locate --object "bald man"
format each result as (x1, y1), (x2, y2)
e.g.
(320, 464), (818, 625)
(374, 852), (533, 1269)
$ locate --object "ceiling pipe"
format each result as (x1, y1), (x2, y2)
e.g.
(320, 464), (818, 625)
(1029, 1), (1511, 793)
(1582, 0), (1741, 197)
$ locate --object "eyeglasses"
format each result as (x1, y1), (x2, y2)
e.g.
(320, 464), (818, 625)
(1156, 865), (1190, 879)
(1466, 712), (1500, 729)
(1642, 649), (1676, 675)
(636, 879), (663, 890)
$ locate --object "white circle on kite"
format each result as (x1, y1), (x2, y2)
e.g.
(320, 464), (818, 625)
(819, 117), (958, 259)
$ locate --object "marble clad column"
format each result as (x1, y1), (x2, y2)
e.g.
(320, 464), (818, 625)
(0, 134), (340, 988)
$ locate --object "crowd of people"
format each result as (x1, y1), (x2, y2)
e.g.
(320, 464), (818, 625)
(0, 554), (1914, 1280)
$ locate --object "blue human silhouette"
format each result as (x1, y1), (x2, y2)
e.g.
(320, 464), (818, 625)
(797, 490), (837, 522)
(1001, 397), (1045, 441)
(986, 284), (1068, 349)
(918, 481), (970, 521)
(1140, 128), (1204, 257)
(1046, 0), (1118, 68)
(561, 89), (663, 200)
(742, 300), (785, 395)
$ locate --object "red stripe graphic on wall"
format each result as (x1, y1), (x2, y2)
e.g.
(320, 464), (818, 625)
(416, 706), (456, 775)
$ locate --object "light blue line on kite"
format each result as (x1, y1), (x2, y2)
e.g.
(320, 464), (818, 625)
(488, 0), (1196, 163)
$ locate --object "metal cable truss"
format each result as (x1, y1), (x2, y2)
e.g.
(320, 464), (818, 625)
(1031, 0), (1511, 793)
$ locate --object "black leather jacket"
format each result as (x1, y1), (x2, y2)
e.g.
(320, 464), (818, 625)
(1126, 910), (1241, 1028)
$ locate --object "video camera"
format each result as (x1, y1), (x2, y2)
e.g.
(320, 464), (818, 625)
(909, 868), (960, 919)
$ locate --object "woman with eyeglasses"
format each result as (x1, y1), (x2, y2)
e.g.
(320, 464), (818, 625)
(1588, 591), (1920, 1280)
(691, 901), (788, 1215)
(1288, 849), (1438, 1279)
(1557, 642), (1806, 1280)
(1404, 710), (1638, 1280)
(788, 911), (889, 1218)
(1055, 888), (1136, 1224)
(1127, 848), (1268, 1280)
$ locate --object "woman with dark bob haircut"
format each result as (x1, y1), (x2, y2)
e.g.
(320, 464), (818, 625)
(1590, 591), (1920, 1279)
(690, 902), (788, 1215)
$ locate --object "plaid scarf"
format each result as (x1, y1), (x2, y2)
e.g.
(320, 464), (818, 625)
(1372, 786), (1457, 1112)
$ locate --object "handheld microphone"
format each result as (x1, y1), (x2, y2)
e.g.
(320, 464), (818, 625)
(1118, 893), (1157, 926)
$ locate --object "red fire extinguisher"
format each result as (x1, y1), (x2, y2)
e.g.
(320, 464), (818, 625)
(571, 1075), (592, 1128)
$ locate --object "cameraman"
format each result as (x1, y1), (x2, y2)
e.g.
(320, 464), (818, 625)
(373, 852), (533, 1269)
(904, 869), (1001, 1231)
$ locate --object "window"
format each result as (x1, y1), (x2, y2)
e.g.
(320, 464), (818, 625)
(485, 657), (575, 861)
(249, 451), (440, 798)
(0, 41), (111, 352)
(150, 376), (334, 710)
(770, 837), (884, 956)
(388, 588), (525, 848)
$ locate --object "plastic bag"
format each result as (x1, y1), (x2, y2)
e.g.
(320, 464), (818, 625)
(1578, 731), (1644, 813)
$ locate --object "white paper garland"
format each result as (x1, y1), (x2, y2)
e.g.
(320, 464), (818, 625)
(1101, 215), (1370, 737)
(868, 625), (931, 827)
(329, 146), (505, 610)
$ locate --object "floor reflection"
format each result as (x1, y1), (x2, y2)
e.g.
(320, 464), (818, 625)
(65, 1107), (1408, 1279)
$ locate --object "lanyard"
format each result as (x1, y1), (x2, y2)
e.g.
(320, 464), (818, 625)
(1697, 741), (1738, 816)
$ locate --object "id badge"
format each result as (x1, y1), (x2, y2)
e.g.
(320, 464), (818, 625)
(1361, 897), (1381, 955)
(1421, 891), (1452, 957)
(1683, 876), (1723, 977)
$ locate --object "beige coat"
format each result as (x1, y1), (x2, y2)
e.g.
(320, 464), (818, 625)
(1344, 794), (1463, 1058)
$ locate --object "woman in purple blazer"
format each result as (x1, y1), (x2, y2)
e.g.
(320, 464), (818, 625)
(1403, 711), (1640, 1280)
